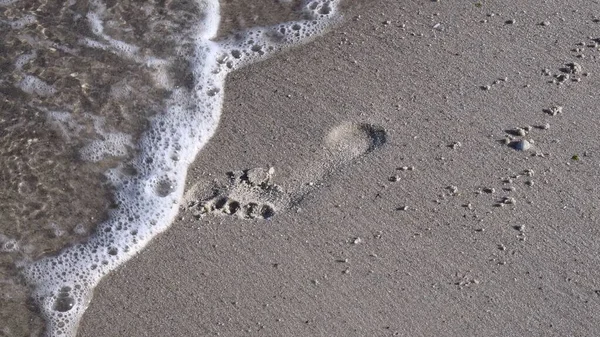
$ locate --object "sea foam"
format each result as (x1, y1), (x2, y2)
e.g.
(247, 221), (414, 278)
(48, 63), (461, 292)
(20, 1), (342, 336)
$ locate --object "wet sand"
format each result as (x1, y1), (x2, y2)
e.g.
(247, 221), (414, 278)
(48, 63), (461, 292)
(4, 0), (600, 335)
(78, 0), (600, 336)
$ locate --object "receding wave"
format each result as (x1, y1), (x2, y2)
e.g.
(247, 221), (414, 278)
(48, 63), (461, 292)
(0, 0), (343, 336)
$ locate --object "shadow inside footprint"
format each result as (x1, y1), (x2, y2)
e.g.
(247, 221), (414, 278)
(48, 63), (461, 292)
(359, 123), (387, 152)
(325, 122), (387, 158)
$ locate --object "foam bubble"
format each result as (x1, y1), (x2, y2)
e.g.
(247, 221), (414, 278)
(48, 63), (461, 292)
(21, 1), (343, 336)
(0, 234), (19, 253)
(79, 132), (132, 162)
(18, 75), (56, 97)
(14, 51), (36, 70)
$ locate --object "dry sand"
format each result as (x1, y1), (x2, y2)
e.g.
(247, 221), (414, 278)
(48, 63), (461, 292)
(64, 0), (600, 335)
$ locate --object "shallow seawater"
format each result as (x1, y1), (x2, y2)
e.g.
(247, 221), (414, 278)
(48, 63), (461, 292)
(0, 0), (359, 335)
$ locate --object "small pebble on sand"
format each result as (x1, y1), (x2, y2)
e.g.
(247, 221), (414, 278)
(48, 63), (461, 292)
(566, 62), (583, 74)
(556, 73), (570, 83)
(548, 105), (563, 116)
(511, 139), (531, 151)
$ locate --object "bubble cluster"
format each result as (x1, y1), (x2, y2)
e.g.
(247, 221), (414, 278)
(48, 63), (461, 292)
(0, 234), (19, 253)
(218, 0), (340, 70)
(0, 0), (18, 7)
(14, 51), (36, 70)
(79, 133), (132, 162)
(8, 14), (36, 29)
(18, 75), (57, 97)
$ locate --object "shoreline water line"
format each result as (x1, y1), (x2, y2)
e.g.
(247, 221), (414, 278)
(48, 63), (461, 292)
(15, 1), (343, 335)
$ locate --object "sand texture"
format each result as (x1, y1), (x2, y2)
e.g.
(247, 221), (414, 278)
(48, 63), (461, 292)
(4, 0), (600, 335)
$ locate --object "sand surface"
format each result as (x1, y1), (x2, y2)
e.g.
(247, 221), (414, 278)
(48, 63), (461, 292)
(7, 0), (600, 335)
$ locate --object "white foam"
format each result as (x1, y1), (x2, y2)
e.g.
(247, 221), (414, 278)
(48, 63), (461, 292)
(194, 0), (220, 39)
(79, 116), (133, 162)
(145, 58), (173, 89)
(0, 0), (18, 6)
(14, 51), (36, 70)
(84, 2), (141, 60)
(18, 75), (56, 97)
(8, 14), (36, 29)
(22, 1), (342, 336)
(79, 133), (132, 162)
(0, 234), (19, 253)
(218, 1), (341, 70)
